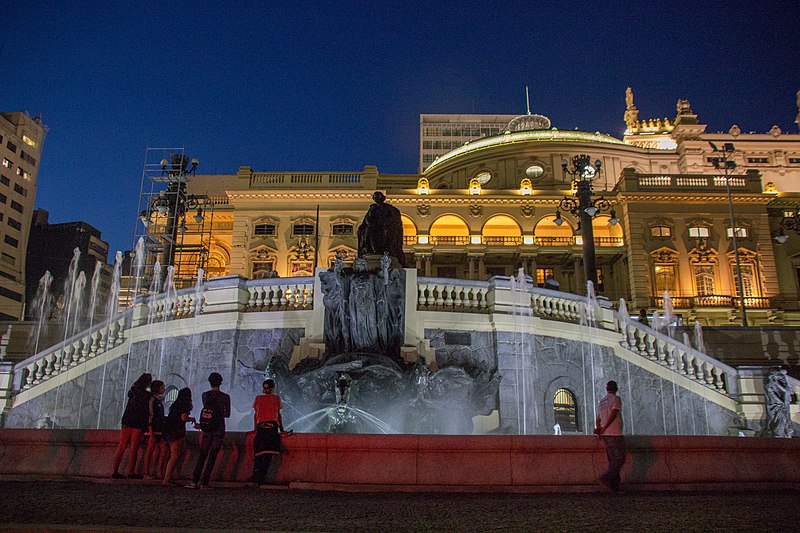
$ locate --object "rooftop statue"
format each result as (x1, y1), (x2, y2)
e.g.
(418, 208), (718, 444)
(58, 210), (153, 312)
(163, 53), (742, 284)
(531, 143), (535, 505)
(357, 191), (406, 267)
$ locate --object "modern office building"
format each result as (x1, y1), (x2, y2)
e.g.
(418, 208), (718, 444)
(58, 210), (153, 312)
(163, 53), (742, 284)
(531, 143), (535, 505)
(25, 209), (112, 321)
(0, 113), (46, 320)
(419, 114), (517, 172)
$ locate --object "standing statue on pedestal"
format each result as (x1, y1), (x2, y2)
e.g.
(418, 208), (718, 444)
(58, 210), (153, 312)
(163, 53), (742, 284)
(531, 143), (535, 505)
(357, 191), (406, 267)
(763, 369), (794, 438)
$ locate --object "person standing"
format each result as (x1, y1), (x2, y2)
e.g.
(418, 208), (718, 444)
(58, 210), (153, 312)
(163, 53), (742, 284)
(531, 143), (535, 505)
(162, 387), (195, 486)
(142, 380), (167, 479)
(251, 379), (285, 485)
(594, 380), (625, 492)
(111, 373), (152, 479)
(186, 372), (230, 489)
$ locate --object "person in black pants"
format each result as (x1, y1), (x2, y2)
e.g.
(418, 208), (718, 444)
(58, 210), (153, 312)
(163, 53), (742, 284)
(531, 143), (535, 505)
(186, 372), (230, 489)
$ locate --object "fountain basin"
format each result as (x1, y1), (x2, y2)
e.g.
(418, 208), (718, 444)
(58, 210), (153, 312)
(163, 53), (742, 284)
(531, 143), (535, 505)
(1, 429), (799, 491)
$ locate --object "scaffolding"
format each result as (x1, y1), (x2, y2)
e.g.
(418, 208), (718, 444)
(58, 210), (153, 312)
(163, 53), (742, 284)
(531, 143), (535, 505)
(129, 147), (215, 301)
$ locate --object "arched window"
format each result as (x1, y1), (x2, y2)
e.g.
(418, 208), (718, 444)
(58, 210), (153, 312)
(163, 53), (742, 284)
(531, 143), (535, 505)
(553, 388), (579, 432)
(482, 215), (522, 246)
(429, 215), (469, 246)
(401, 215), (417, 245)
(534, 215), (575, 246)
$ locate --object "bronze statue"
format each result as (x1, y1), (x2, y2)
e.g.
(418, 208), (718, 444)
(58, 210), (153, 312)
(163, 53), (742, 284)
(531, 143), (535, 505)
(357, 191), (406, 267)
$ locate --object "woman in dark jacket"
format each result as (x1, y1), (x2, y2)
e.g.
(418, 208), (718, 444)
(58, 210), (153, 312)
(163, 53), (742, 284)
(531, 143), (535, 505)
(111, 373), (152, 479)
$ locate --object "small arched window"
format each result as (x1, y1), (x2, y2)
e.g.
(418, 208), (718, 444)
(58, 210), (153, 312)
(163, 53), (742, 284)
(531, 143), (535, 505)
(553, 388), (579, 432)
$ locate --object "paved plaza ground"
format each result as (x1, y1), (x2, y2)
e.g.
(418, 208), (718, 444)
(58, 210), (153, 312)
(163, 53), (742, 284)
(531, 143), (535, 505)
(2, 479), (799, 532)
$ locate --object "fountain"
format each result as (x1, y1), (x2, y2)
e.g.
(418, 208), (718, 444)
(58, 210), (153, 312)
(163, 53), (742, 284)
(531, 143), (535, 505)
(232, 192), (501, 434)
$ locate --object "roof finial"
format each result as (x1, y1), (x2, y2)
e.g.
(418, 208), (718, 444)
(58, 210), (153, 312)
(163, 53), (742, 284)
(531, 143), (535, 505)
(525, 86), (531, 115)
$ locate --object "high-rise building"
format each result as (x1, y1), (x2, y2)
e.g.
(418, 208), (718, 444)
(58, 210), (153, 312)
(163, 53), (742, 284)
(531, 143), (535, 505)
(419, 114), (516, 172)
(0, 113), (46, 320)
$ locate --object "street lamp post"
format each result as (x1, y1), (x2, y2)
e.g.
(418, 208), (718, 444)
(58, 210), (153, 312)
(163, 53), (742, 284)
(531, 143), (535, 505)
(557, 155), (616, 292)
(709, 142), (748, 327)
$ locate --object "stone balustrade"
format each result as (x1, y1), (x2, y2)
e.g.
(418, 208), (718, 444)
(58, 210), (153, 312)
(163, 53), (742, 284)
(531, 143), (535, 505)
(5, 274), (754, 408)
(417, 278), (489, 312)
(616, 316), (738, 396)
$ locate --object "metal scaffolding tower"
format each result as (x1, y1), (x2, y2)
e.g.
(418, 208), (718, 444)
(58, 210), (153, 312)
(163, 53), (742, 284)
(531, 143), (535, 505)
(131, 147), (214, 299)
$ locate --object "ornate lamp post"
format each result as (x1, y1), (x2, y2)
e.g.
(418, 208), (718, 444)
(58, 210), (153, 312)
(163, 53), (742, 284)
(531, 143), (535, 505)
(709, 142), (747, 327)
(557, 154), (614, 291)
(774, 207), (800, 244)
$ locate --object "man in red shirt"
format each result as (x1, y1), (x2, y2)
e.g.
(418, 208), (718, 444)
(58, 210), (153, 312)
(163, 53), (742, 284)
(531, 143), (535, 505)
(251, 379), (285, 485)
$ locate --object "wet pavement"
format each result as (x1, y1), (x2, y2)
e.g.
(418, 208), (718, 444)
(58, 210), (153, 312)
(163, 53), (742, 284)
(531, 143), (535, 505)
(1, 479), (798, 532)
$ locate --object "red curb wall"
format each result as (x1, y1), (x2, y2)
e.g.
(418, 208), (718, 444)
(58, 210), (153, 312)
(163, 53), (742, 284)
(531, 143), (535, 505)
(0, 429), (798, 488)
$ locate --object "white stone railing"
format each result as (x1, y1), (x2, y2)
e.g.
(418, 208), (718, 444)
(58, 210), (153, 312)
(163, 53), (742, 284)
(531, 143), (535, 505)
(616, 317), (738, 396)
(245, 277), (314, 311)
(15, 310), (132, 391)
(13, 276), (316, 393)
(10, 273), (738, 401)
(417, 278), (489, 312)
(421, 276), (737, 398)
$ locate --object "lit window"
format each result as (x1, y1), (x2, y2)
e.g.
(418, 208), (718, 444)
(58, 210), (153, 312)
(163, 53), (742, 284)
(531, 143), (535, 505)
(726, 227), (748, 238)
(332, 224), (354, 236)
(693, 264), (715, 296)
(292, 223), (314, 236)
(688, 227), (709, 238)
(536, 268), (554, 287)
(22, 134), (37, 147)
(553, 388), (579, 432)
(650, 226), (671, 237)
(1, 159), (11, 169)
(733, 264), (758, 298)
(254, 223), (276, 236)
(789, 158), (800, 164)
(252, 261), (275, 279)
(290, 260), (313, 276)
(654, 264), (676, 294)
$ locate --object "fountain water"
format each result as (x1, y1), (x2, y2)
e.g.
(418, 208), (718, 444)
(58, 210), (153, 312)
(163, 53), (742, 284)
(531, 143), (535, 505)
(580, 281), (601, 433)
(29, 271), (54, 355)
(510, 268), (536, 434)
(662, 290), (677, 339)
(157, 266), (177, 376)
(61, 248), (81, 341)
(693, 321), (706, 354)
(87, 262), (103, 330)
(131, 237), (146, 303)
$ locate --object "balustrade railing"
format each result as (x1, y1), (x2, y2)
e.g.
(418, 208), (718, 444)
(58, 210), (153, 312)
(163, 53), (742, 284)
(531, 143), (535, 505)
(403, 235), (417, 245)
(653, 294), (771, 309)
(483, 236), (522, 246)
(14, 273), (737, 401)
(250, 172), (365, 188)
(616, 317), (737, 396)
(428, 236), (470, 246)
(535, 236), (574, 246)
(417, 278), (489, 312)
(16, 310), (133, 391)
(245, 277), (314, 311)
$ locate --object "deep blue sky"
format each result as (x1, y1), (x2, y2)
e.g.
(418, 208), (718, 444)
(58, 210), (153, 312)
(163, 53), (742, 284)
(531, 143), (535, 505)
(4, 2), (799, 257)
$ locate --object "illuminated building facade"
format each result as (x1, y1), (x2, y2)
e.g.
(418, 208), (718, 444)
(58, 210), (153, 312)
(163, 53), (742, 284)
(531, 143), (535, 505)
(170, 89), (800, 326)
(0, 113), (46, 320)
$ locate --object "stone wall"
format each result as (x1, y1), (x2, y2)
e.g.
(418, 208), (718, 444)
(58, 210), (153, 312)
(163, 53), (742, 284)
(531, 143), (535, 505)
(4, 328), (304, 430)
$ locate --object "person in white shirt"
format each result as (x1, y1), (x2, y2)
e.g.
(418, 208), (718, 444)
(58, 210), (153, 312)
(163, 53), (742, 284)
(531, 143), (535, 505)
(594, 380), (625, 491)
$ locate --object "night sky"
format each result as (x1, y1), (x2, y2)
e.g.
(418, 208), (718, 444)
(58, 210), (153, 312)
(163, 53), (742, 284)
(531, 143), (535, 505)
(4, 2), (799, 257)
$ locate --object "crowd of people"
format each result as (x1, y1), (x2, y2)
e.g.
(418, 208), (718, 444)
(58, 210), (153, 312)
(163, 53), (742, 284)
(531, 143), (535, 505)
(110, 371), (288, 488)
